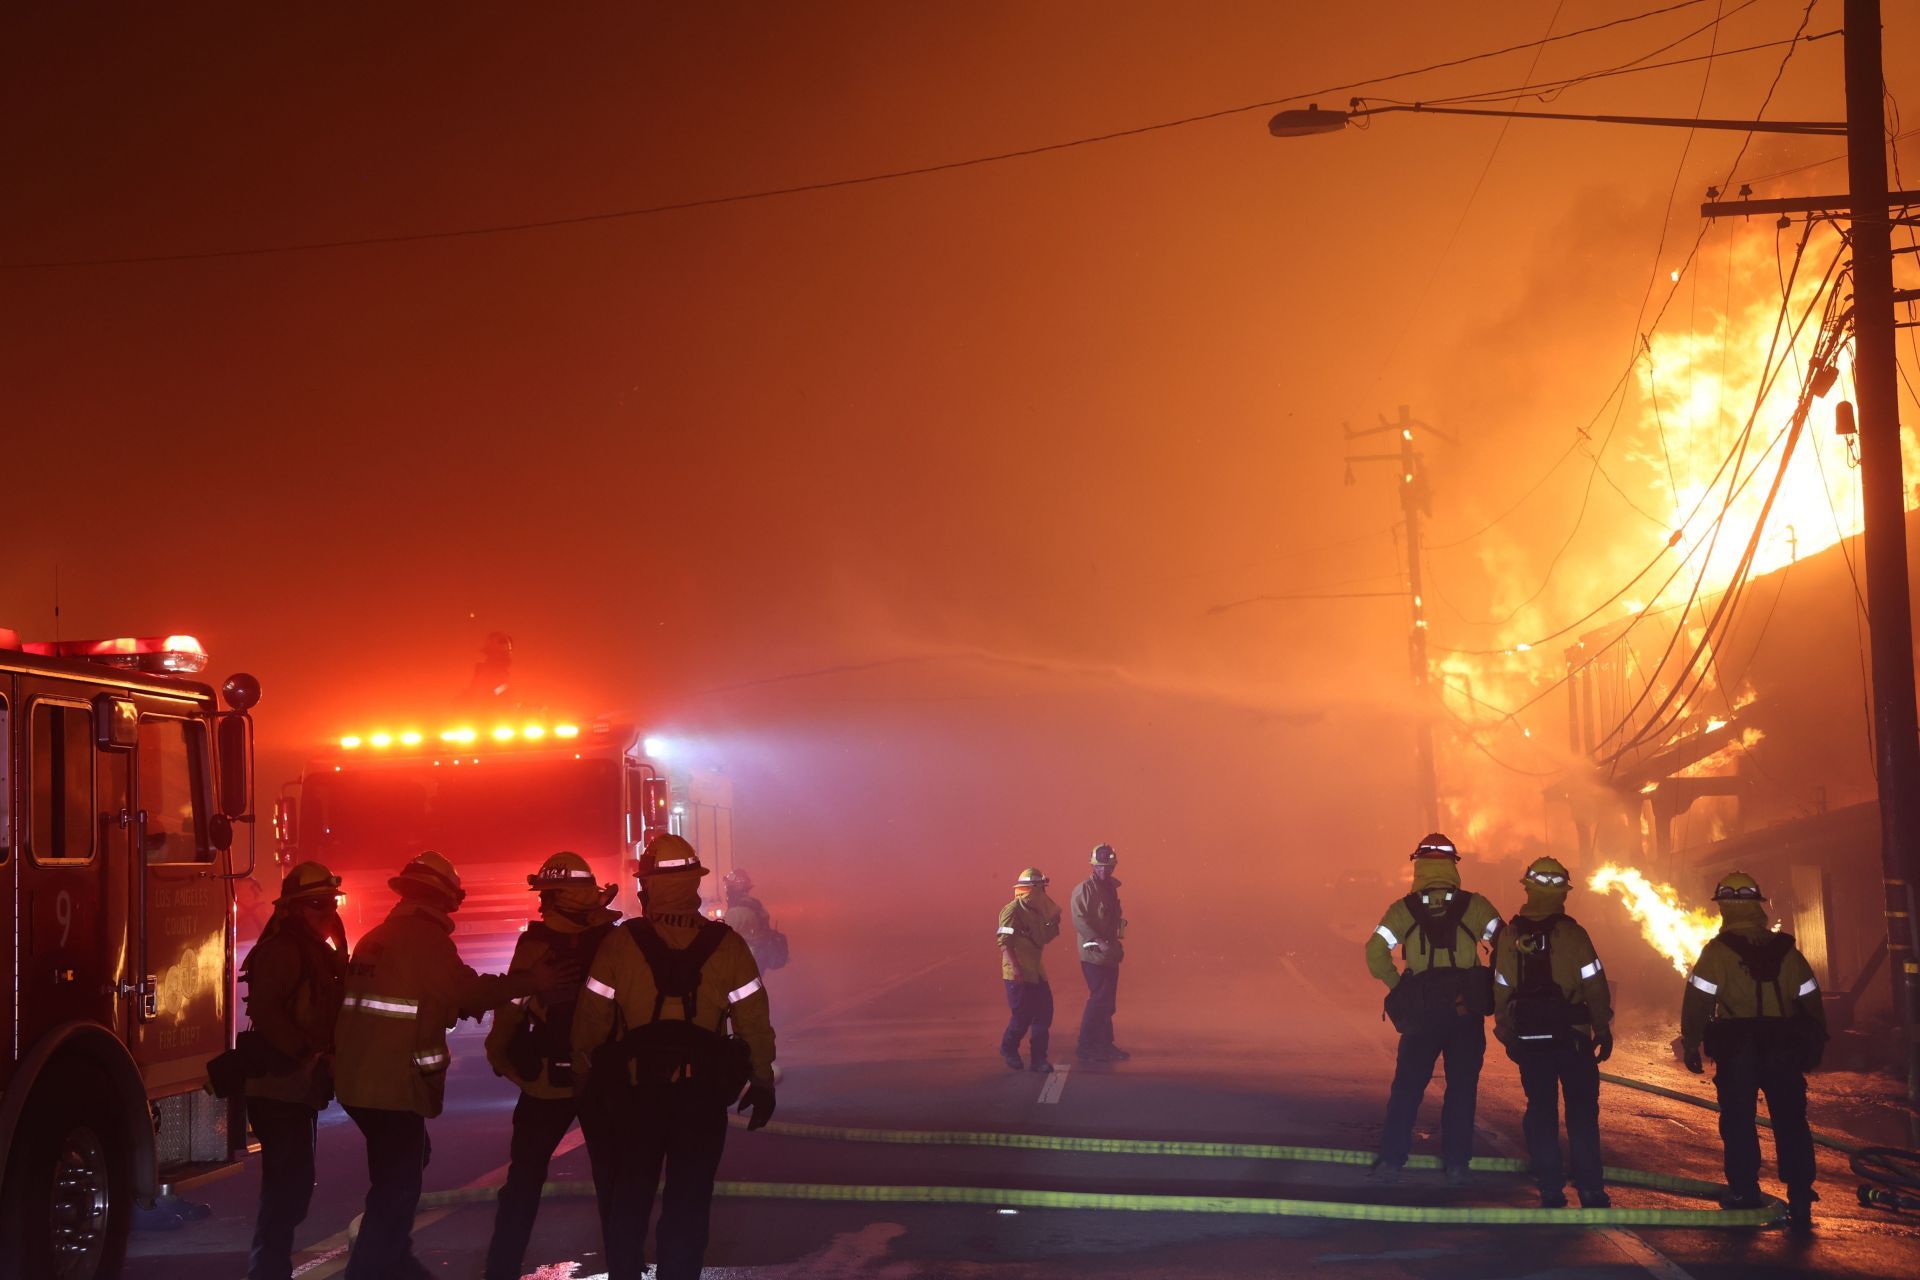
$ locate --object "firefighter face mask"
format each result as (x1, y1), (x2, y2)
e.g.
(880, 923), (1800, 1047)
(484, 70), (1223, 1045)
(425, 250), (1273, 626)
(543, 881), (618, 928)
(1717, 899), (1769, 932)
(1524, 879), (1570, 915)
(1411, 857), (1462, 893)
(641, 869), (703, 916)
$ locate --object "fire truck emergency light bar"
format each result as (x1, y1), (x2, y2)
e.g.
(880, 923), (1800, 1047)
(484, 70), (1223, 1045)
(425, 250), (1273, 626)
(12, 633), (210, 674)
(338, 722), (583, 750)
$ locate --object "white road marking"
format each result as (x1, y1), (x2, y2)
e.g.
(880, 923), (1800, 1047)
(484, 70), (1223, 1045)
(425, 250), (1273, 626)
(1036, 1065), (1071, 1105)
(291, 1123), (589, 1278)
(1598, 1225), (1697, 1280)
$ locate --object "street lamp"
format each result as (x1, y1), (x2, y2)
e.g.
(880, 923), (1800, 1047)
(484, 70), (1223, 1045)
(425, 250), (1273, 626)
(1268, 100), (1845, 138)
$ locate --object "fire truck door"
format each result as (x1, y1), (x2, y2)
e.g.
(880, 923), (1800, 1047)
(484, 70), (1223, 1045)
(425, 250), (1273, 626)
(127, 709), (228, 1094)
(14, 692), (124, 1047)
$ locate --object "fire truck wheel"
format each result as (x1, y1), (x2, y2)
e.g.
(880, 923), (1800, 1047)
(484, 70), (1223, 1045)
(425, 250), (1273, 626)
(0, 1063), (132, 1280)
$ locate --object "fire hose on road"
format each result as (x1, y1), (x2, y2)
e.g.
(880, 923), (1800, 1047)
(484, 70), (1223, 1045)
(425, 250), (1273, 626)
(343, 1071), (1920, 1243)
(1599, 1070), (1920, 1215)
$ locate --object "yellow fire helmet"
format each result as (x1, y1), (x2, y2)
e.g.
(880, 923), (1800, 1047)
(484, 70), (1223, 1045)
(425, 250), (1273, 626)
(1013, 867), (1050, 889)
(634, 833), (709, 878)
(1410, 832), (1461, 863)
(1713, 871), (1767, 902)
(1522, 856), (1571, 888)
(275, 861), (342, 906)
(528, 850), (598, 891)
(388, 850), (466, 905)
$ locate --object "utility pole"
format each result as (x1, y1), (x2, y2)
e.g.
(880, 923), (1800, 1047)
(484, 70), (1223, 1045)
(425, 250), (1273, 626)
(1845, 0), (1920, 1130)
(1695, 0), (1920, 1133)
(1346, 406), (1452, 830)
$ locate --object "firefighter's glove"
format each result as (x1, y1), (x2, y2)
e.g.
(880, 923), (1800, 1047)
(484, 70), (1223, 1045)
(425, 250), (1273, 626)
(1682, 1045), (1705, 1075)
(738, 1082), (776, 1131)
(1592, 1029), (1614, 1063)
(529, 955), (583, 1001)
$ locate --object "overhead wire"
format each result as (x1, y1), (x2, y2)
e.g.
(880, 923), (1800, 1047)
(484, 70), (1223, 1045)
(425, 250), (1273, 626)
(1434, 229), (1843, 752)
(1598, 247), (1847, 767)
(1421, 0), (1745, 623)
(1585, 238), (1842, 758)
(1359, 0), (1567, 395)
(0, 0), (1723, 270)
(1425, 0), (1817, 667)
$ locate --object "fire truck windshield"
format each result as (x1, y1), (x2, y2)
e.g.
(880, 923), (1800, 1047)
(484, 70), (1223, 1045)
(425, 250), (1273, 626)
(300, 756), (623, 872)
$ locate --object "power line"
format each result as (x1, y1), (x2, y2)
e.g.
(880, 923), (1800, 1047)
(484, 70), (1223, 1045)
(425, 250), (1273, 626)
(1420, 0), (1812, 563)
(1206, 589), (1407, 615)
(1597, 247), (1845, 765)
(1360, 0), (1567, 392)
(1433, 233), (1841, 739)
(0, 0), (1720, 270)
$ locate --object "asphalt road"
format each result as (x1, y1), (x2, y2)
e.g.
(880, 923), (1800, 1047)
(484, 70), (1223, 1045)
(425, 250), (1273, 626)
(128, 925), (1920, 1279)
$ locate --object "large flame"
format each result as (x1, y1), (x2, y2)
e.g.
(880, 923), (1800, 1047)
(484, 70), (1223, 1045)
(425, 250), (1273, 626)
(1588, 864), (1719, 975)
(1426, 218), (1920, 851)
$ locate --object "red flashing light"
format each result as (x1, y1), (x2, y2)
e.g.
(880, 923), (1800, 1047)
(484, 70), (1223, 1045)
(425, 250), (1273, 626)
(21, 634), (209, 674)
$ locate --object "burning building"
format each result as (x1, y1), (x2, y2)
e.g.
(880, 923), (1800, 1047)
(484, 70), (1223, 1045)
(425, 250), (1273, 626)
(1556, 511), (1920, 1051)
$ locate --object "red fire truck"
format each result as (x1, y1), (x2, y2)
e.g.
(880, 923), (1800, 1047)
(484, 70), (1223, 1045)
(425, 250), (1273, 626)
(0, 631), (259, 1280)
(273, 718), (715, 972)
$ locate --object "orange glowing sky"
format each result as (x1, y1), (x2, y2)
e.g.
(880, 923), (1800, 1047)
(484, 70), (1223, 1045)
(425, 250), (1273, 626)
(4, 2), (1918, 907)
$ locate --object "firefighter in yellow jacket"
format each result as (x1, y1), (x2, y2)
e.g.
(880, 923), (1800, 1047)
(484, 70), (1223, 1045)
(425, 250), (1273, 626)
(481, 852), (622, 1280)
(1364, 833), (1503, 1184)
(998, 867), (1062, 1073)
(1680, 871), (1827, 1227)
(334, 852), (573, 1280)
(1492, 856), (1613, 1209)
(573, 835), (776, 1280)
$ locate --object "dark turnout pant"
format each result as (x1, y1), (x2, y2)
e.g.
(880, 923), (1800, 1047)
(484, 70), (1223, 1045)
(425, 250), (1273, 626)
(1516, 1040), (1603, 1194)
(580, 1091), (729, 1280)
(484, 1093), (579, 1280)
(1077, 961), (1120, 1055)
(245, 1097), (319, 1280)
(1714, 1040), (1816, 1198)
(1378, 1015), (1485, 1169)
(342, 1106), (432, 1280)
(1000, 979), (1053, 1062)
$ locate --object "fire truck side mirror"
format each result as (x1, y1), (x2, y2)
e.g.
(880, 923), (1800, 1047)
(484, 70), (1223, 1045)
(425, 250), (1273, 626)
(217, 713), (254, 820)
(643, 776), (672, 835)
(274, 795), (299, 851)
(208, 812), (234, 853)
(93, 695), (138, 750)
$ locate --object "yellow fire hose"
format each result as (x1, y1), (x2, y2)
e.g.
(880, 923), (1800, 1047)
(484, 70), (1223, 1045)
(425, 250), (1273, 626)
(346, 1073), (1818, 1240)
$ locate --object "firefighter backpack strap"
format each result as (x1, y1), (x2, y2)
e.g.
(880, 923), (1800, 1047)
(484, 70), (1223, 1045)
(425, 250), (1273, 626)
(625, 919), (676, 1023)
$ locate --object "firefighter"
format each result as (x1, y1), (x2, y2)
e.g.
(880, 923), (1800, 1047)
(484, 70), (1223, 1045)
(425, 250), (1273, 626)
(1491, 856), (1614, 1209)
(1364, 833), (1503, 1184)
(998, 867), (1062, 1072)
(238, 861), (349, 1280)
(572, 834), (777, 1280)
(1072, 843), (1128, 1063)
(721, 867), (789, 972)
(334, 851), (575, 1280)
(481, 851), (622, 1280)
(1680, 871), (1827, 1228)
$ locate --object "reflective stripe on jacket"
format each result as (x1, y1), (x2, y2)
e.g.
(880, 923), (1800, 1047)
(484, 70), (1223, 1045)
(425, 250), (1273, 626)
(1491, 912), (1612, 1037)
(1365, 890), (1502, 989)
(998, 896), (1059, 984)
(1071, 876), (1124, 967)
(572, 918), (776, 1089)
(1680, 929), (1827, 1052)
(334, 901), (529, 1117)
